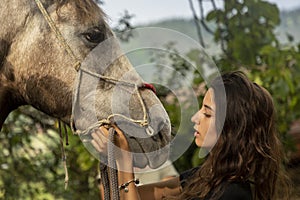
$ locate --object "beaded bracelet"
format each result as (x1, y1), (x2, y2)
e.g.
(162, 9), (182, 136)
(119, 178), (140, 193)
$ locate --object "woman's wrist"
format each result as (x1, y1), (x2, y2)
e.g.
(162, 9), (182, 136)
(115, 149), (134, 171)
(117, 164), (141, 199)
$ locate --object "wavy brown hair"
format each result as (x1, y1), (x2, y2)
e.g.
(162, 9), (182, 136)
(169, 71), (291, 200)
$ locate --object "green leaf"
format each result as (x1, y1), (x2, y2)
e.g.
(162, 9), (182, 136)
(206, 10), (221, 21)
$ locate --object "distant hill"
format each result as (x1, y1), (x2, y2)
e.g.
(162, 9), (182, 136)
(133, 7), (300, 48)
(139, 18), (217, 54)
(142, 18), (212, 43)
(119, 8), (300, 79)
(279, 8), (300, 43)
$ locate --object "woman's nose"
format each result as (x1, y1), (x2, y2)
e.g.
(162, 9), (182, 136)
(191, 111), (200, 124)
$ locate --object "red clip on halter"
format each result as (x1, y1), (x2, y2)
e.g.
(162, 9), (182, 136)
(142, 83), (156, 94)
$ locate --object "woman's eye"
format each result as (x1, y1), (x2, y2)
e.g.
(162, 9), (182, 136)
(203, 113), (211, 118)
(82, 28), (105, 44)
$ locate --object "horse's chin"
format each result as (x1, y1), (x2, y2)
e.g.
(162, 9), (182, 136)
(116, 118), (171, 169)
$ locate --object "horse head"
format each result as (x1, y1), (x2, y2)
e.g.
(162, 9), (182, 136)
(0, 0), (171, 168)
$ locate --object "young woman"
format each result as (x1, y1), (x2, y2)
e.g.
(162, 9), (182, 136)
(91, 71), (290, 200)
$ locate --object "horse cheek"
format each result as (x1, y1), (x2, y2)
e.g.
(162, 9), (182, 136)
(25, 75), (72, 117)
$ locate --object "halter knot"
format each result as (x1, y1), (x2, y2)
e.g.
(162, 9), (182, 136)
(142, 83), (156, 94)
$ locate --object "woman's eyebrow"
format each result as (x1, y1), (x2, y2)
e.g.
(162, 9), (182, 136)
(204, 104), (214, 111)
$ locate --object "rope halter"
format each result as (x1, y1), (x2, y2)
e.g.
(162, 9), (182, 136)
(34, 0), (155, 135)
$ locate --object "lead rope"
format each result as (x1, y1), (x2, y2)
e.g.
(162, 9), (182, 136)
(58, 120), (69, 190)
(108, 127), (120, 200)
(99, 128), (120, 200)
(100, 160), (110, 200)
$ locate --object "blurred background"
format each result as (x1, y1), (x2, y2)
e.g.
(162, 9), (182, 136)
(102, 0), (300, 25)
(1, 0), (300, 199)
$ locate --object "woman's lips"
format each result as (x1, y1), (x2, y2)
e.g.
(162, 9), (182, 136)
(194, 131), (200, 137)
(193, 125), (200, 137)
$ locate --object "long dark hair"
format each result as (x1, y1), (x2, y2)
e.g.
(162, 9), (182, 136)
(171, 71), (290, 200)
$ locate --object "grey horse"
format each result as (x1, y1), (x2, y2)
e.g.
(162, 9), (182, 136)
(0, 0), (171, 174)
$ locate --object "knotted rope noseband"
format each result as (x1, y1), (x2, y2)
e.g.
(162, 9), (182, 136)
(34, 0), (156, 198)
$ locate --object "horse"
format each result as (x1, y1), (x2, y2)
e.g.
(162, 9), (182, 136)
(0, 0), (171, 183)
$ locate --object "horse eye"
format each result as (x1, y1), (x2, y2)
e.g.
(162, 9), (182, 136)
(82, 28), (105, 44)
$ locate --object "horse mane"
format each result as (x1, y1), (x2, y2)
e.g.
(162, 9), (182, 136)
(55, 0), (107, 23)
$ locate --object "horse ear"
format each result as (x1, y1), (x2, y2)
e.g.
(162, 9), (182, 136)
(0, 38), (10, 68)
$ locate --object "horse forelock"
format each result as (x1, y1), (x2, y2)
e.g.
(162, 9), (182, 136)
(54, 0), (107, 24)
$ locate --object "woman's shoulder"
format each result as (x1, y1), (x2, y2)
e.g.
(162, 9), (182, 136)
(219, 181), (252, 200)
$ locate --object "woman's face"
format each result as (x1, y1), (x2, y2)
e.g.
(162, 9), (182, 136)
(191, 88), (217, 148)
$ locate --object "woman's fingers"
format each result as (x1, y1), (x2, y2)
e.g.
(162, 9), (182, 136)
(91, 125), (130, 153)
(91, 139), (102, 152)
(91, 127), (109, 154)
(99, 126), (109, 135)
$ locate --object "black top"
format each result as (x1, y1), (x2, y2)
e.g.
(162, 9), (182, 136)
(179, 167), (253, 200)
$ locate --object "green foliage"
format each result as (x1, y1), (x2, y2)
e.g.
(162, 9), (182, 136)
(205, 0), (300, 158)
(113, 10), (136, 42)
(0, 107), (100, 199)
(253, 43), (300, 153)
(152, 0), (300, 173)
(206, 0), (280, 66)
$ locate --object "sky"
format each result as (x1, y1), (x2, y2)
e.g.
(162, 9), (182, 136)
(101, 0), (300, 26)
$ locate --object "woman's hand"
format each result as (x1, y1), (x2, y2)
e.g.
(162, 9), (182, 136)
(91, 125), (140, 200)
(91, 125), (132, 163)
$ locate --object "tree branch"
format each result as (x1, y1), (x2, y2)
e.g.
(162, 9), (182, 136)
(197, 0), (214, 34)
(188, 0), (206, 47)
